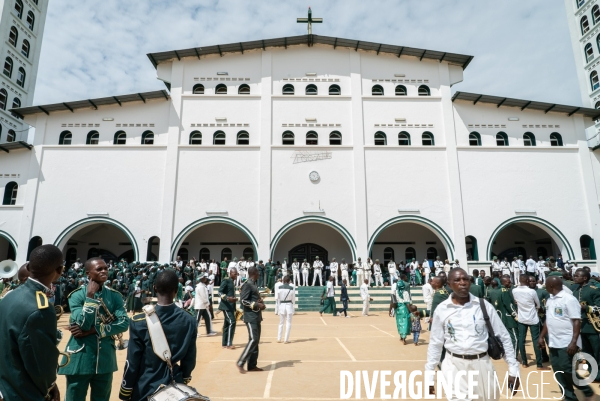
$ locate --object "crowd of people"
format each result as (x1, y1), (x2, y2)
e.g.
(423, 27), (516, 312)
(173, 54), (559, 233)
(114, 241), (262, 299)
(0, 246), (598, 401)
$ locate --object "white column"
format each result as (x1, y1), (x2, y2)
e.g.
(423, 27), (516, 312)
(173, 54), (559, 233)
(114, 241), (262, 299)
(16, 114), (47, 264)
(349, 51), (367, 259)
(438, 63), (467, 262)
(158, 62), (184, 262)
(258, 51), (273, 259)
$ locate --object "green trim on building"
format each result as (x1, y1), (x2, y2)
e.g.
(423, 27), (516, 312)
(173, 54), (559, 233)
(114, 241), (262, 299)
(0, 230), (18, 257)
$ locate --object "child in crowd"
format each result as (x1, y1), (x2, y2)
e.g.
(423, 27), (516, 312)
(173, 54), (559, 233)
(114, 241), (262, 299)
(408, 304), (422, 346)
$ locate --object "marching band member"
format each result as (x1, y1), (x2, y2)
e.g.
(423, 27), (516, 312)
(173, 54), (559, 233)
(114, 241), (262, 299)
(312, 256), (324, 286)
(491, 256), (502, 276)
(330, 258), (339, 286)
(511, 257), (521, 285)
(198, 259), (208, 273)
(365, 258), (373, 285)
(281, 258), (288, 278)
(433, 256), (444, 276)
(500, 257), (511, 276)
(537, 257), (548, 284)
(355, 258), (365, 287)
(291, 258), (300, 287)
(277, 276), (296, 344)
(388, 258), (397, 285)
(301, 259), (310, 286)
(340, 259), (349, 285)
(373, 259), (383, 287)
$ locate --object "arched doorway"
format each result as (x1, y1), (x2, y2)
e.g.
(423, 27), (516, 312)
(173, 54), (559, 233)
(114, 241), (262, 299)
(369, 216), (453, 264)
(487, 217), (574, 261)
(0, 231), (17, 261)
(288, 243), (328, 265)
(270, 218), (355, 264)
(54, 217), (139, 263)
(171, 217), (257, 264)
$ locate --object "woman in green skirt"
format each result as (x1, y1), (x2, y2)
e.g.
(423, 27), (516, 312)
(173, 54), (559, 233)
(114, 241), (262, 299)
(394, 279), (412, 344)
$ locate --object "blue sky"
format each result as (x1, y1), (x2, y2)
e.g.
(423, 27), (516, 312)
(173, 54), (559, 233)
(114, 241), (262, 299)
(33, 0), (583, 106)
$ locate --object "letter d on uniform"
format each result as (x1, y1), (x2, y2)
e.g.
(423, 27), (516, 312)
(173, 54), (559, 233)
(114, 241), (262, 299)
(341, 371), (353, 399)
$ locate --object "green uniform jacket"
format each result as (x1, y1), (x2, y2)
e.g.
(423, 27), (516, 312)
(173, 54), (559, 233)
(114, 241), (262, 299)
(498, 287), (518, 329)
(431, 289), (449, 318)
(486, 287), (502, 311)
(219, 278), (236, 312)
(572, 282), (600, 334)
(239, 278), (262, 323)
(58, 285), (129, 375)
(0, 279), (58, 400)
(469, 283), (484, 298)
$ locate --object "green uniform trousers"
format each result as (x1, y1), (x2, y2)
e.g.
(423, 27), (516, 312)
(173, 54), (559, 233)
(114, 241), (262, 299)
(222, 310), (237, 347)
(505, 326), (520, 361)
(267, 276), (275, 291)
(65, 373), (113, 401)
(549, 347), (594, 401)
(319, 297), (336, 315)
(581, 332), (600, 380)
(518, 322), (543, 367)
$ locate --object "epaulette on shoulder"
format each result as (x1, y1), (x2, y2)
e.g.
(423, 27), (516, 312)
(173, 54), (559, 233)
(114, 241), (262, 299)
(591, 285), (598, 290)
(437, 289), (447, 295)
(502, 288), (508, 292)
(67, 287), (83, 299)
(107, 287), (121, 294)
(132, 313), (146, 322)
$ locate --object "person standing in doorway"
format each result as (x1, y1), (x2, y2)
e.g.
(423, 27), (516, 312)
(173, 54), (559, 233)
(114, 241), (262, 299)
(301, 259), (310, 286)
(312, 256), (324, 286)
(340, 259), (349, 286)
(291, 258), (300, 287)
(330, 258), (339, 286)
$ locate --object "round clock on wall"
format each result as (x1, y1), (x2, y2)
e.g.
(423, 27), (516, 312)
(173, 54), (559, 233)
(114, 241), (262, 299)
(309, 171), (320, 182)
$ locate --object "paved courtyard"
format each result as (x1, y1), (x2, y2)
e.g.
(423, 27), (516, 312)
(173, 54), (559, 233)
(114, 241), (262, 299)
(56, 310), (578, 400)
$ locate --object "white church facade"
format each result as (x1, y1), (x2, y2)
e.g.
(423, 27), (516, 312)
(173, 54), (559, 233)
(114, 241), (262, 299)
(3, 34), (600, 272)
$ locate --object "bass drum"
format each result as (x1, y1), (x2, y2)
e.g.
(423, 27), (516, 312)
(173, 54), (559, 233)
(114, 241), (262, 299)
(149, 382), (210, 401)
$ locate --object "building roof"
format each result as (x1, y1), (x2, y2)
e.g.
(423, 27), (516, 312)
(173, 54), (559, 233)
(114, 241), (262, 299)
(146, 34), (474, 70)
(11, 90), (170, 118)
(452, 91), (600, 120)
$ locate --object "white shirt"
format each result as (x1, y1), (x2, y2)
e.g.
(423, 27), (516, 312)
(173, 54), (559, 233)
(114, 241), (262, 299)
(545, 290), (582, 348)
(276, 284), (296, 304)
(227, 261), (237, 274)
(194, 283), (210, 309)
(326, 281), (334, 297)
(360, 283), (369, 300)
(425, 294), (520, 378)
(292, 262), (300, 271)
(313, 260), (323, 270)
(410, 261), (419, 271)
(388, 262), (396, 274)
(512, 285), (540, 325)
(373, 264), (381, 274)
(330, 262), (338, 272)
(198, 262), (207, 271)
(491, 261), (501, 272)
(511, 261), (520, 272)
(500, 261), (511, 274)
(422, 282), (434, 305)
(209, 263), (218, 274)
(525, 258), (537, 273)
(301, 262), (310, 271)
(340, 263), (348, 271)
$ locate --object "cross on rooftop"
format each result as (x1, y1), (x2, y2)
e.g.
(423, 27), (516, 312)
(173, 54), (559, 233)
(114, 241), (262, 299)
(297, 7), (323, 35)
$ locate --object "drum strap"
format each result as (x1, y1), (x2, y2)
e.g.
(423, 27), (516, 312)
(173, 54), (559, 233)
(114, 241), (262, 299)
(143, 305), (174, 378)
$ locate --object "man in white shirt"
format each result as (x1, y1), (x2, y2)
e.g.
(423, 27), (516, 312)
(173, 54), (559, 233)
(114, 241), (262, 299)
(373, 259), (383, 287)
(433, 256), (443, 276)
(512, 275), (545, 369)
(198, 259), (208, 273)
(538, 276), (595, 401)
(330, 258), (339, 286)
(301, 259), (310, 286)
(228, 258), (239, 285)
(511, 257), (521, 285)
(425, 268), (519, 399)
(276, 276), (295, 344)
(387, 259), (397, 286)
(312, 256), (324, 286)
(536, 256), (547, 284)
(355, 258), (365, 287)
(364, 258), (373, 285)
(421, 278), (433, 323)
(209, 259), (218, 276)
(409, 258), (419, 276)
(500, 257), (511, 276)
(340, 259), (349, 285)
(490, 256), (502, 277)
(281, 258), (288, 278)
(451, 259), (460, 269)
(525, 255), (537, 277)
(422, 259), (431, 280)
(194, 273), (217, 336)
(291, 258), (300, 287)
(360, 279), (372, 316)
(274, 278), (283, 315)
(319, 276), (336, 316)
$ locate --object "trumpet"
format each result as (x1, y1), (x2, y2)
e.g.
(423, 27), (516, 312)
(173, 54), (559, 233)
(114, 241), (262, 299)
(587, 305), (600, 332)
(98, 298), (128, 350)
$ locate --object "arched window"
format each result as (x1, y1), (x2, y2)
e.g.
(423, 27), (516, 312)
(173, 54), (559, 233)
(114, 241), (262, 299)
(238, 84), (250, 95)
(237, 131), (249, 145)
(199, 248), (210, 261)
(146, 236), (160, 261)
(306, 131), (318, 145)
(7, 130), (15, 143)
(329, 84), (341, 95)
(66, 248), (78, 266)
(113, 131), (126, 145)
(422, 132), (434, 146)
(243, 247), (254, 260)
(329, 131), (342, 145)
(11, 97), (20, 117)
(372, 85), (384, 96)
(496, 132), (509, 146)
(189, 131), (202, 145)
(597, 35), (600, 53)
(581, 234), (597, 260)
(27, 236), (42, 260)
(383, 247), (395, 265)
(177, 248), (188, 261)
(469, 132), (481, 146)
(16, 67), (25, 88)
(591, 71), (599, 91)
(14, 0), (23, 18)
(466, 235), (479, 261)
(536, 247), (548, 259)
(86, 131), (99, 145)
(523, 132), (536, 146)
(282, 131), (295, 145)
(213, 131), (226, 145)
(0, 89), (6, 110)
(21, 39), (29, 58)
(594, 5), (600, 24)
(578, 0), (585, 8)
(418, 85), (431, 96)
(8, 27), (18, 47)
(3, 182), (18, 205)
(221, 247), (232, 261)
(405, 247), (416, 261)
(550, 132), (563, 146)
(596, 101), (600, 109)
(59, 131), (72, 145)
(374, 131), (387, 146)
(398, 131), (411, 146)
(426, 247), (438, 260)
(215, 84), (227, 94)
(586, 43), (594, 62)
(282, 84), (295, 95)
(3, 57), (13, 78)
(395, 85), (407, 96)
(305, 84), (318, 95)
(192, 84), (204, 94)
(26, 11), (34, 30)
(141, 130), (154, 145)
(582, 16), (591, 35)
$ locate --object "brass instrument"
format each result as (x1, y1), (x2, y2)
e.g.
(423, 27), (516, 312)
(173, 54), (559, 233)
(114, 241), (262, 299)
(58, 351), (71, 368)
(586, 304), (600, 332)
(98, 298), (128, 350)
(55, 305), (64, 319)
(234, 308), (243, 321)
